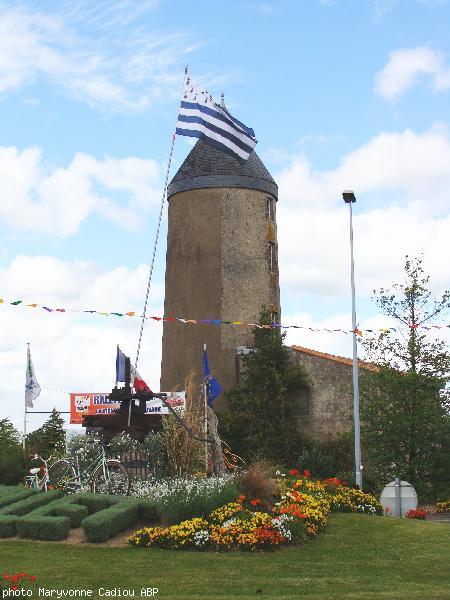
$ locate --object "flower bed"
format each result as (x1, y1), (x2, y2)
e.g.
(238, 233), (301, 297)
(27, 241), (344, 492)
(1, 573), (37, 593)
(405, 508), (428, 520)
(436, 499), (450, 513)
(130, 474), (238, 523)
(129, 470), (383, 552)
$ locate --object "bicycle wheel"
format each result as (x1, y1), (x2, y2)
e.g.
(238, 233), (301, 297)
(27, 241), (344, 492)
(91, 460), (130, 496)
(48, 460), (77, 493)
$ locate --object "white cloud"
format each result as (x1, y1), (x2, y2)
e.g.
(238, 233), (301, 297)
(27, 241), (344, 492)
(0, 3), (198, 112)
(0, 146), (162, 236)
(0, 255), (165, 432)
(277, 125), (450, 210)
(276, 126), (450, 300)
(375, 46), (450, 100)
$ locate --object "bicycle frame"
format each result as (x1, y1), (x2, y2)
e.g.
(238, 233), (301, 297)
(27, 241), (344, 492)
(26, 455), (51, 492)
(68, 443), (111, 489)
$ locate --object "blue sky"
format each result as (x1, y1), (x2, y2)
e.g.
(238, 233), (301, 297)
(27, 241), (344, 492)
(1, 0), (450, 431)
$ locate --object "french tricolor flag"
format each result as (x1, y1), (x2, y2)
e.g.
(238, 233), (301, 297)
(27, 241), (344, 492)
(115, 347), (152, 393)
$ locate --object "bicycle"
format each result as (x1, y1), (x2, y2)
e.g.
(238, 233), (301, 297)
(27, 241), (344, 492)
(48, 439), (130, 496)
(25, 454), (52, 492)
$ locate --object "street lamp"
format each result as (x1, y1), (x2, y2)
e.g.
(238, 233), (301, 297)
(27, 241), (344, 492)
(342, 190), (362, 490)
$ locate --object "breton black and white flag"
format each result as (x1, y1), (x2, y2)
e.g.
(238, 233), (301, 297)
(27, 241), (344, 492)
(176, 75), (257, 162)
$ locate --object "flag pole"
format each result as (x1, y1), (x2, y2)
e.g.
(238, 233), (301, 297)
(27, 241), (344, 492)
(23, 344), (28, 452)
(135, 66), (188, 371)
(203, 343), (208, 473)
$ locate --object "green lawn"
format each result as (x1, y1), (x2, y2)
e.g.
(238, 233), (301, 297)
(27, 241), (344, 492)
(1, 514), (449, 599)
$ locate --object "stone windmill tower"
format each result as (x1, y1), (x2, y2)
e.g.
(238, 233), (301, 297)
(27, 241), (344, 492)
(160, 138), (280, 409)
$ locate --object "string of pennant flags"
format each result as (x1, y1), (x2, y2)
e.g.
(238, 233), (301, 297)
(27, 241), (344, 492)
(1, 296), (449, 336)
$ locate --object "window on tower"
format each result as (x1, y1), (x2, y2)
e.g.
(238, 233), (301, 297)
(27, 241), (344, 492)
(268, 241), (276, 272)
(265, 196), (274, 220)
(270, 311), (278, 324)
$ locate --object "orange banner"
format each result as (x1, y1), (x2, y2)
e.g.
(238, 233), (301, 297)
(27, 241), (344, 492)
(69, 392), (185, 424)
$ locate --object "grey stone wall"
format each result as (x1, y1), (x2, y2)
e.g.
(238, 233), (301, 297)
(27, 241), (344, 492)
(290, 351), (353, 442)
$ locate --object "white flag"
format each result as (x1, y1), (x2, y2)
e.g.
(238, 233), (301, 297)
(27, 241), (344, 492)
(25, 344), (41, 409)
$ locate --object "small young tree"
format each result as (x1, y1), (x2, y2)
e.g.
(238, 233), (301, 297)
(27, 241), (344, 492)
(27, 408), (66, 458)
(221, 311), (309, 466)
(361, 255), (450, 499)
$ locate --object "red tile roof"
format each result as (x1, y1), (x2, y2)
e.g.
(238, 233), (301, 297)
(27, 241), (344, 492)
(291, 345), (378, 371)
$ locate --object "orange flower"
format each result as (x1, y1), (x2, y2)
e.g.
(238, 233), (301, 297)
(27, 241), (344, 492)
(250, 499), (261, 506)
(237, 495), (246, 503)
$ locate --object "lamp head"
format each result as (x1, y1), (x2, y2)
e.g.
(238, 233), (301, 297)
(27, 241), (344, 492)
(342, 190), (356, 203)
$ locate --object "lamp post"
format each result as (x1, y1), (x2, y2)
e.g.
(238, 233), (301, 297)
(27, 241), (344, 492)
(342, 190), (362, 490)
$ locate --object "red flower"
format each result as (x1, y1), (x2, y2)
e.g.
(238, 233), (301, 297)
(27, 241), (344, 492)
(303, 469), (311, 478)
(29, 576), (37, 582)
(11, 586), (18, 591)
(289, 469), (300, 477)
(250, 499), (261, 506)
(237, 495), (246, 503)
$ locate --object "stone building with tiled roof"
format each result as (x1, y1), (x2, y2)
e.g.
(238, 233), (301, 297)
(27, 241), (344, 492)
(290, 345), (376, 441)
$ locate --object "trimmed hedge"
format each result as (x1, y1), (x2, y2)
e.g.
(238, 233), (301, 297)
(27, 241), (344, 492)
(139, 499), (158, 522)
(0, 487), (36, 508)
(0, 515), (19, 537)
(17, 515), (71, 541)
(82, 500), (142, 543)
(13, 494), (117, 540)
(0, 490), (160, 543)
(0, 489), (63, 516)
(24, 496), (89, 527)
(72, 493), (121, 514)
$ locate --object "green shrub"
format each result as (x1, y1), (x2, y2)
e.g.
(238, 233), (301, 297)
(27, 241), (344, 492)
(0, 447), (25, 485)
(82, 500), (141, 543)
(26, 496), (89, 527)
(71, 492), (121, 514)
(0, 487), (36, 508)
(17, 515), (71, 541)
(138, 500), (158, 521)
(0, 515), (19, 537)
(0, 489), (63, 516)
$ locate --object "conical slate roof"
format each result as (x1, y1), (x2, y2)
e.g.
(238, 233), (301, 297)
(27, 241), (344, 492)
(167, 139), (278, 199)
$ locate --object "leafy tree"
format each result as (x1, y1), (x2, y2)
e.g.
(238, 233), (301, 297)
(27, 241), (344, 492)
(220, 311), (309, 466)
(27, 408), (66, 458)
(360, 255), (450, 499)
(0, 418), (24, 485)
(0, 418), (22, 451)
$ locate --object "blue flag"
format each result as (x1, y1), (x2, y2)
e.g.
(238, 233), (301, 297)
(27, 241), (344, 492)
(203, 347), (222, 407)
(116, 346), (126, 382)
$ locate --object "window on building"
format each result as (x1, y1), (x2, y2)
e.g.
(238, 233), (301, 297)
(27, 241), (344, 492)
(270, 312), (278, 324)
(268, 241), (276, 272)
(265, 196), (274, 220)
(297, 386), (311, 416)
